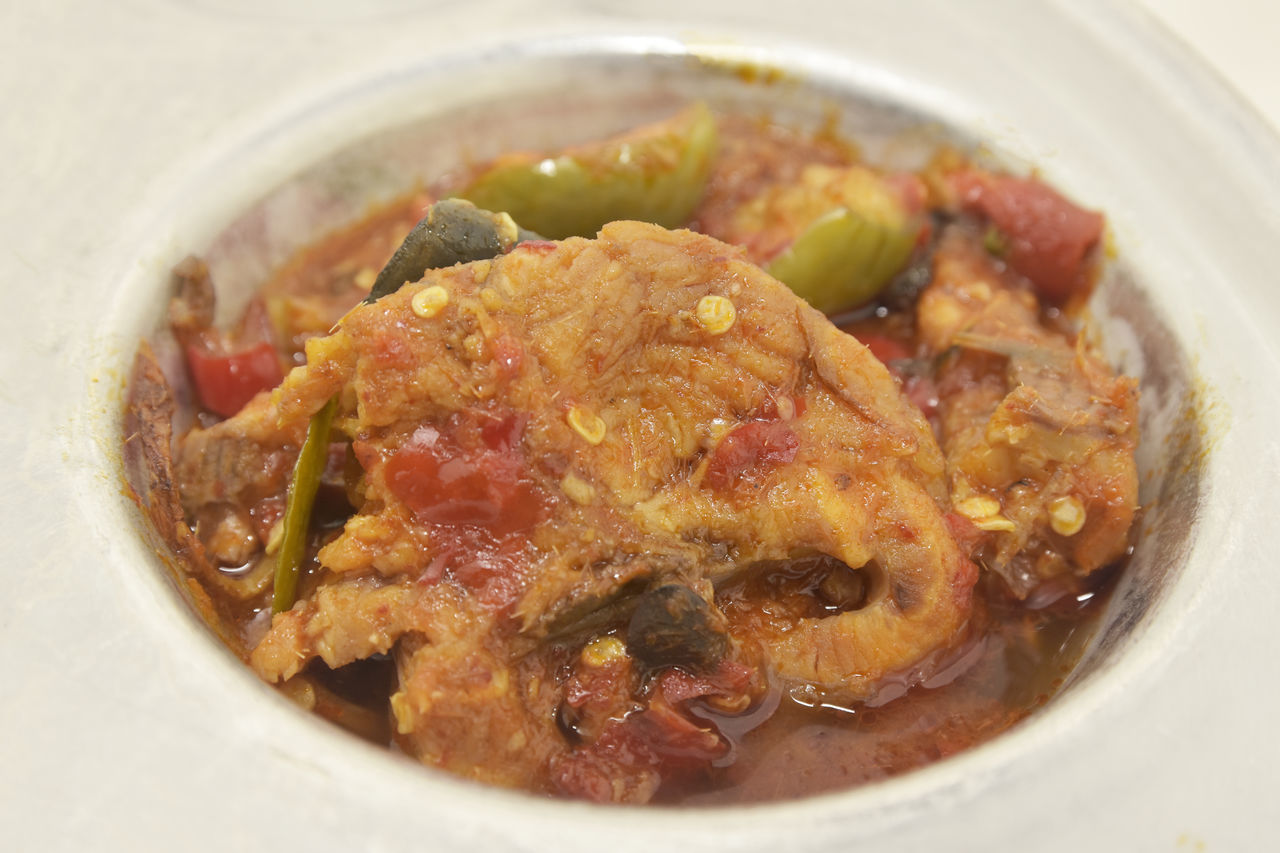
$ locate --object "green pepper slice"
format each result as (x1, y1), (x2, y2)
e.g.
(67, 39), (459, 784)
(766, 206), (918, 315)
(272, 395), (337, 614)
(455, 102), (718, 239)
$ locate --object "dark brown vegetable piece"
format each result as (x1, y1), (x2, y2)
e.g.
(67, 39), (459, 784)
(626, 584), (728, 673)
(364, 199), (540, 304)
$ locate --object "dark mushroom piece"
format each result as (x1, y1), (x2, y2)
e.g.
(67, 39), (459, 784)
(364, 199), (542, 304)
(626, 584), (729, 674)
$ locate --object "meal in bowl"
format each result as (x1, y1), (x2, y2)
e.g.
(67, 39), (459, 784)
(124, 102), (1138, 804)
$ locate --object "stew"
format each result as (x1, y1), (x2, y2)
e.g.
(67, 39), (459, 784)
(124, 105), (1138, 804)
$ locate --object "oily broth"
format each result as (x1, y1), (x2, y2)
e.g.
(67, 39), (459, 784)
(664, 573), (1109, 803)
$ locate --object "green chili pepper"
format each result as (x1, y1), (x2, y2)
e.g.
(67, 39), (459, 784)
(272, 395), (337, 614)
(455, 102), (718, 239)
(766, 206), (918, 315)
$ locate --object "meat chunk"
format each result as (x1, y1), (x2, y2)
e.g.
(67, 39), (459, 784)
(251, 577), (422, 682)
(175, 393), (302, 514)
(390, 604), (566, 791)
(125, 344), (282, 619)
(918, 228), (1139, 596)
(259, 221), (974, 704)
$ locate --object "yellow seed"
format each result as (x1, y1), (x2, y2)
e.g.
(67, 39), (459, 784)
(560, 472), (596, 506)
(973, 515), (1017, 533)
(389, 693), (413, 733)
(999, 421), (1032, 446)
(707, 418), (734, 443)
(462, 332), (486, 362)
(263, 519), (284, 556)
(774, 396), (795, 421)
(492, 211), (520, 246)
(486, 667), (511, 696)
(695, 294), (737, 335)
(567, 405), (606, 445)
(956, 495), (1002, 521)
(411, 285), (449, 318)
(932, 299), (966, 339)
(1049, 495), (1087, 536)
(353, 267), (377, 292)
(581, 636), (627, 668)
(968, 279), (994, 301)
(479, 287), (503, 312)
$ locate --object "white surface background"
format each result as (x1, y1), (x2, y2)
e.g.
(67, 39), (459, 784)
(2, 1), (1278, 850)
(1138, 0), (1280, 133)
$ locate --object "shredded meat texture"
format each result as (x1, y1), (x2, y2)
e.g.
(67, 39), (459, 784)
(125, 110), (1145, 804)
(251, 577), (419, 682)
(268, 221), (972, 684)
(917, 228), (1139, 596)
(221, 221), (980, 789)
(175, 394), (301, 517)
(391, 607), (567, 791)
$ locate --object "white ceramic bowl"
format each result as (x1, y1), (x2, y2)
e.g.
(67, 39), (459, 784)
(5, 1), (1279, 849)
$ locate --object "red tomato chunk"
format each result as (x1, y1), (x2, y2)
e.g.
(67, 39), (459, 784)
(704, 420), (799, 490)
(383, 412), (545, 536)
(185, 341), (282, 418)
(953, 170), (1104, 302)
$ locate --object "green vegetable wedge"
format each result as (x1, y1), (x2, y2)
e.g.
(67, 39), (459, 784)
(456, 102), (718, 239)
(766, 206), (918, 315)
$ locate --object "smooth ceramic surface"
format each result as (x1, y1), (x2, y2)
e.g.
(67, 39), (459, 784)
(4, 1), (1279, 850)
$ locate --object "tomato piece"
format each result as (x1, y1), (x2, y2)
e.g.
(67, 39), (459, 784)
(185, 341), (282, 418)
(944, 511), (984, 558)
(954, 170), (1104, 302)
(490, 333), (525, 381)
(704, 420), (799, 491)
(553, 703), (727, 802)
(629, 703), (727, 766)
(383, 413), (545, 536)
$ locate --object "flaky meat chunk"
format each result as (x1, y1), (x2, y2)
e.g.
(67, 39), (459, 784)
(918, 228), (1139, 597)
(245, 220), (977, 785)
